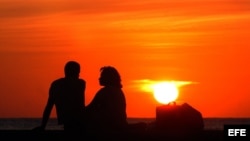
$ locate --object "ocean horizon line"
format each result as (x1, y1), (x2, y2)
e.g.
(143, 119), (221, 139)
(0, 117), (250, 119)
(1, 117), (250, 130)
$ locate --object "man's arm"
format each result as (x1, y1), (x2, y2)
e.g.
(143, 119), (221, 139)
(33, 83), (56, 131)
(32, 95), (54, 131)
(40, 95), (54, 129)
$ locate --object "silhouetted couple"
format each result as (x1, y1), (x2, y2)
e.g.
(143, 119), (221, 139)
(34, 61), (128, 133)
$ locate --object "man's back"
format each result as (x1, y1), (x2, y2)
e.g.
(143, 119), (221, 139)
(50, 78), (85, 127)
(34, 61), (86, 132)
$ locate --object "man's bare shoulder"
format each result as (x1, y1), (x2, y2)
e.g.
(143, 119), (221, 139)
(51, 78), (85, 87)
(51, 78), (65, 84)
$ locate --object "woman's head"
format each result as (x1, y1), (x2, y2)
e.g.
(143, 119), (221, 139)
(99, 66), (122, 88)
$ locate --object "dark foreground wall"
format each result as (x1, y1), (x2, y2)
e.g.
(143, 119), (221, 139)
(0, 130), (223, 141)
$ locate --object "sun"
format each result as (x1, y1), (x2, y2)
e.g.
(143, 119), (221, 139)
(153, 82), (179, 104)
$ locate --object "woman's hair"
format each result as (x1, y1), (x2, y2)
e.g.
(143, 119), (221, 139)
(99, 66), (122, 88)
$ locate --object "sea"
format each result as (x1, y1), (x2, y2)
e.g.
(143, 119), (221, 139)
(1, 118), (250, 130)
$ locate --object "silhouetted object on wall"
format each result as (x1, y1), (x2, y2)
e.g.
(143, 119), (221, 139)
(86, 66), (128, 132)
(155, 102), (204, 135)
(33, 61), (86, 132)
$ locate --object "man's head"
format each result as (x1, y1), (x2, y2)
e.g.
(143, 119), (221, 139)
(64, 61), (80, 78)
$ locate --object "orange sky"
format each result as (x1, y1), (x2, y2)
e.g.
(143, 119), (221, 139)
(0, 0), (250, 118)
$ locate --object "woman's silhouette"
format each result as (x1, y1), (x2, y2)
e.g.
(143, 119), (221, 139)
(86, 66), (128, 132)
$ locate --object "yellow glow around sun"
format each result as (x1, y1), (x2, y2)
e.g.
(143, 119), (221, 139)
(136, 79), (191, 104)
(153, 82), (179, 104)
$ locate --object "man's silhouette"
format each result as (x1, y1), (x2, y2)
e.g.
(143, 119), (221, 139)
(34, 61), (86, 131)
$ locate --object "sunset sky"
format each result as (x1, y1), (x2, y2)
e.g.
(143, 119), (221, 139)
(0, 0), (250, 118)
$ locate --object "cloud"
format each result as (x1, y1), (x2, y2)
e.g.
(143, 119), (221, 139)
(1, 0), (249, 18)
(130, 79), (198, 93)
(0, 0), (72, 18)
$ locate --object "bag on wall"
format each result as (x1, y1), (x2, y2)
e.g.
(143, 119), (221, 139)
(155, 102), (204, 134)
